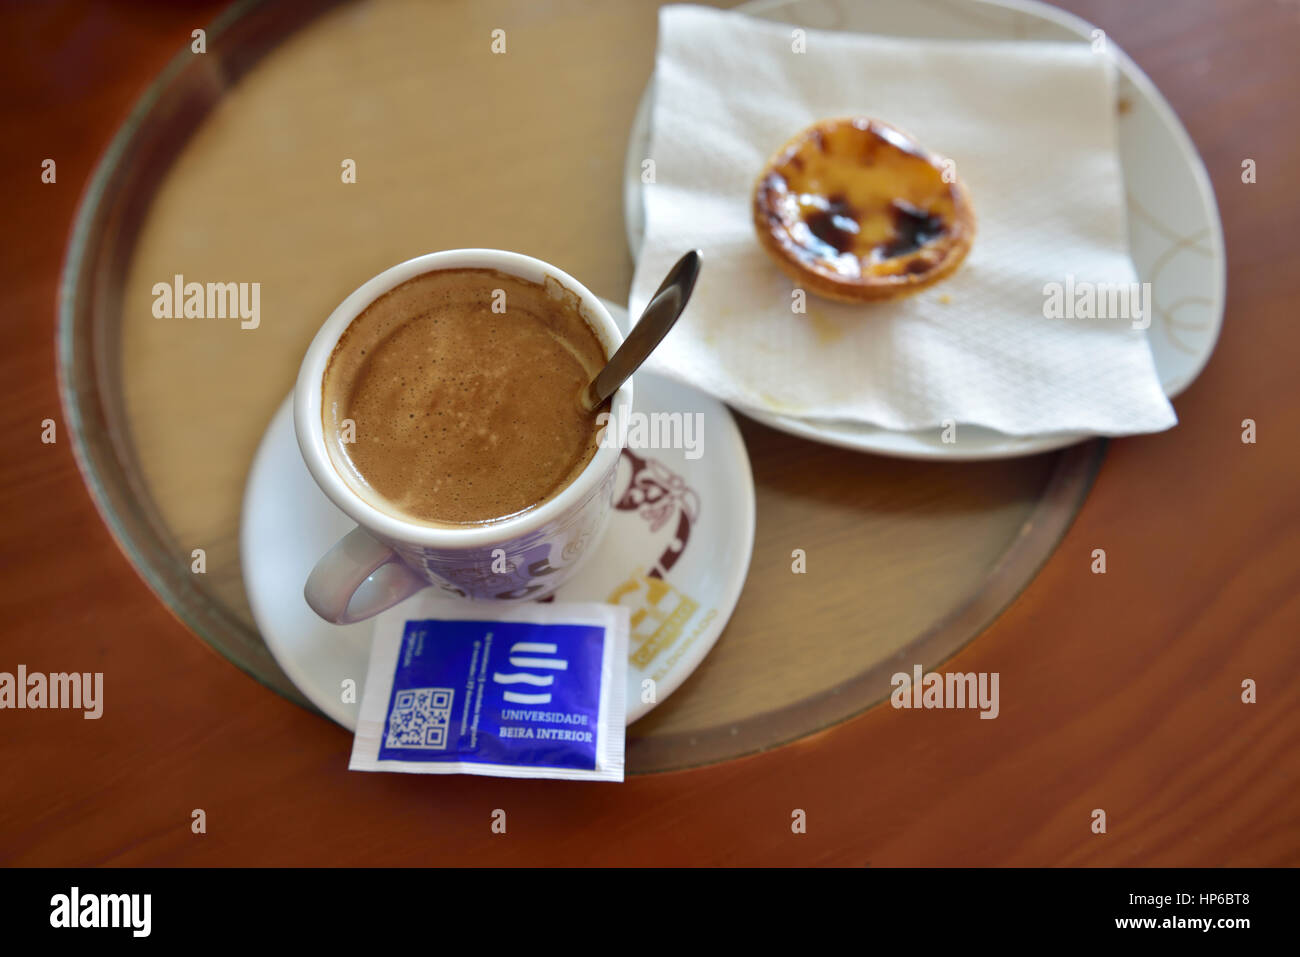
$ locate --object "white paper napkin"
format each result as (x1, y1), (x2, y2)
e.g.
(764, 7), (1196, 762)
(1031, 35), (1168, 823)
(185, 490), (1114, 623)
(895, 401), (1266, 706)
(630, 5), (1177, 437)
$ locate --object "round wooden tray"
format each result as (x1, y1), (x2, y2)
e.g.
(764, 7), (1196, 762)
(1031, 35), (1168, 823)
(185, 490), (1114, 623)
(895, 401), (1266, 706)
(59, 0), (1103, 772)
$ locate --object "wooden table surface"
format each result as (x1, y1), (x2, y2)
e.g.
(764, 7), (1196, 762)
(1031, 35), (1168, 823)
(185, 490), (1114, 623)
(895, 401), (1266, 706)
(2, 0), (1297, 866)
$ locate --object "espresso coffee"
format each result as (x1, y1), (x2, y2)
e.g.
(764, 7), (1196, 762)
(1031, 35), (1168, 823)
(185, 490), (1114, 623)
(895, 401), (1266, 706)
(321, 268), (609, 526)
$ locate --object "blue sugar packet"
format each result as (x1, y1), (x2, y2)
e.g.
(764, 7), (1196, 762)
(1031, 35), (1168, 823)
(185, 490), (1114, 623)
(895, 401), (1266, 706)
(350, 599), (628, 782)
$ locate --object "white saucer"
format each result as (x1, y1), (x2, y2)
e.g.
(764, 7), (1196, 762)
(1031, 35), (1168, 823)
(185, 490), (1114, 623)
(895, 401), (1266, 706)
(623, 0), (1225, 461)
(239, 300), (755, 729)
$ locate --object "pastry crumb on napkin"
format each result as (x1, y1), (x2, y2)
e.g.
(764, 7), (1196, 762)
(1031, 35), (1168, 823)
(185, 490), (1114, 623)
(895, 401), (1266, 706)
(630, 4), (1176, 437)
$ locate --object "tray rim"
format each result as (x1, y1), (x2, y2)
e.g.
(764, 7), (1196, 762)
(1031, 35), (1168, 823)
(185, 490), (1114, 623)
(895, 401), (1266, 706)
(54, 0), (1107, 772)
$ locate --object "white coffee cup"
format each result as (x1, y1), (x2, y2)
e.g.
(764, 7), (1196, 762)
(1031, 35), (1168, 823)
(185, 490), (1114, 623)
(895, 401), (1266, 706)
(294, 249), (633, 624)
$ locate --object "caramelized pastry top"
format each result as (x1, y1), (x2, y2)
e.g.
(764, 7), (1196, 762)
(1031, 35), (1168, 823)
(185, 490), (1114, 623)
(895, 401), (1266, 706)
(753, 118), (973, 300)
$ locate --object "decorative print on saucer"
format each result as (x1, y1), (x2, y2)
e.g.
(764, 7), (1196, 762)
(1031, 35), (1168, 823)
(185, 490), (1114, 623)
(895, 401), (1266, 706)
(614, 449), (701, 578)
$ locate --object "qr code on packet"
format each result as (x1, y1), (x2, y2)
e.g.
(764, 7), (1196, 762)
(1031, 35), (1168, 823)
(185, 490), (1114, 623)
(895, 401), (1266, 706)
(384, 687), (455, 751)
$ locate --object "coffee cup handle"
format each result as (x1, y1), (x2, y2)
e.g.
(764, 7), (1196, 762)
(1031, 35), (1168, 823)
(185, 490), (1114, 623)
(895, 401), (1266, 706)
(304, 527), (426, 624)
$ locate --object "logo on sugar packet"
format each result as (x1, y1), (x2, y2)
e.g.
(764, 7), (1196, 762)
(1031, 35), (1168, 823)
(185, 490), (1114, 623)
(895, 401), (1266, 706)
(378, 619), (604, 770)
(492, 641), (568, 705)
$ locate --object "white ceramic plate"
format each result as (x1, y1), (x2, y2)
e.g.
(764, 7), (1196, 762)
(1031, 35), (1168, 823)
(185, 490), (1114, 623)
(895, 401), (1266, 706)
(240, 302), (755, 729)
(623, 0), (1225, 460)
